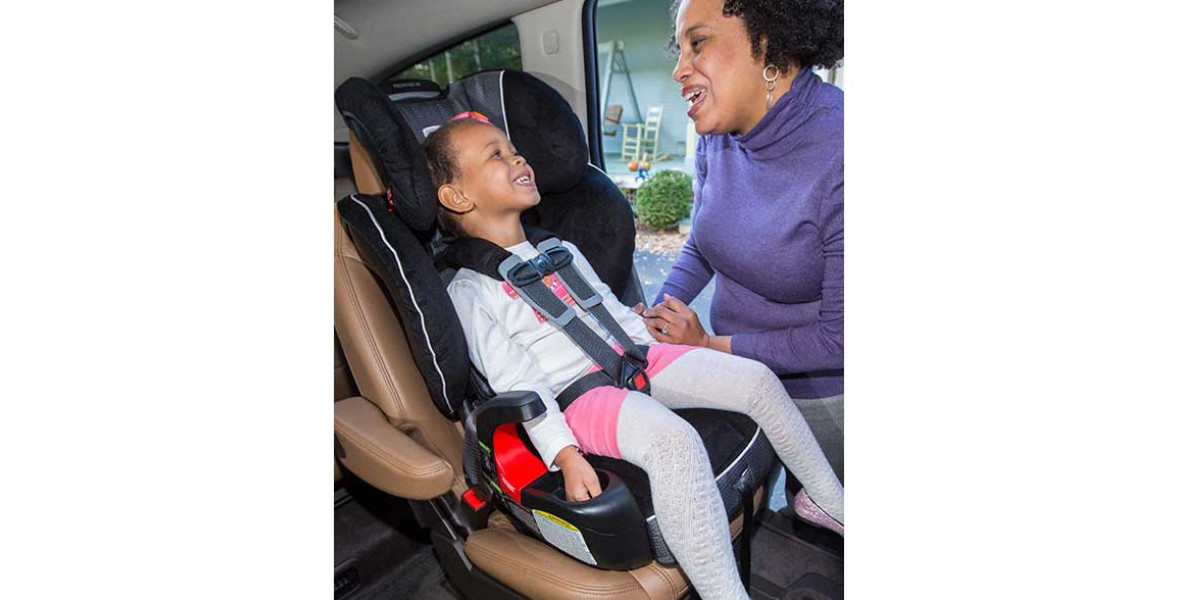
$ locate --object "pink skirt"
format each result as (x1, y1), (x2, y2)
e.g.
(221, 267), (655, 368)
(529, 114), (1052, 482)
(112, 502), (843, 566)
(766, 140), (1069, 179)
(560, 343), (697, 459)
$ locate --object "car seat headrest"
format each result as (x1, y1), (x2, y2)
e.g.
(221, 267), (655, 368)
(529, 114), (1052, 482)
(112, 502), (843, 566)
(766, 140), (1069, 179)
(335, 70), (590, 233)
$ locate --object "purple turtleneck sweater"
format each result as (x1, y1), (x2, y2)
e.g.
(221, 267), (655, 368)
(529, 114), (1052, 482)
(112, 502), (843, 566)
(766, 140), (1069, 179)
(658, 70), (843, 399)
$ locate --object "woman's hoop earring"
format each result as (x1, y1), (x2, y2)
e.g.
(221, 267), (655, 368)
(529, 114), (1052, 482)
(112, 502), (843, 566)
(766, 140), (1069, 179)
(763, 64), (780, 109)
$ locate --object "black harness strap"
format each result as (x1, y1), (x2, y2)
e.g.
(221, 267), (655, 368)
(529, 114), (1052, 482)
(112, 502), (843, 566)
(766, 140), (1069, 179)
(435, 236), (509, 277)
(553, 342), (650, 411)
(536, 238), (648, 367)
(556, 371), (616, 412)
(434, 225), (557, 275)
(500, 254), (629, 382)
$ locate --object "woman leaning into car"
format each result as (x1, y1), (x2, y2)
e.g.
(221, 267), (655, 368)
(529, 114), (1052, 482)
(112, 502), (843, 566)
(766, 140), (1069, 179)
(638, 0), (846, 480)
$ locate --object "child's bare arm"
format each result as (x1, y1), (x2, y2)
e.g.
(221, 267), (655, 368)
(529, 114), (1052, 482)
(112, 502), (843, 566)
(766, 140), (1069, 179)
(552, 445), (602, 502)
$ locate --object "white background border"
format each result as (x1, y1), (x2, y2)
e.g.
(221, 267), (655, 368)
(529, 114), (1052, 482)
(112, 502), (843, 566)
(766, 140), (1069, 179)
(2, 1), (1177, 597)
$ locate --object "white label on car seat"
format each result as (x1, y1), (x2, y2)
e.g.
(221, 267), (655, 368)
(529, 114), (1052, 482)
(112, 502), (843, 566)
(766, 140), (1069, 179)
(532, 509), (597, 566)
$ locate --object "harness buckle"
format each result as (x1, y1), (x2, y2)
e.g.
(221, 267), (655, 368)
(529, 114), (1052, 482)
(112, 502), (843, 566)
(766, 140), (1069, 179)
(506, 261), (543, 286)
(507, 249), (569, 287)
(620, 356), (651, 394)
(532, 252), (556, 277)
(540, 245), (573, 270)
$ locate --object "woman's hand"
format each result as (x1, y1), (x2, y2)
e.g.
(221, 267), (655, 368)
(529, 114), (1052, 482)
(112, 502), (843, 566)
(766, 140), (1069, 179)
(640, 294), (710, 347)
(636, 294), (733, 352)
(553, 445), (601, 502)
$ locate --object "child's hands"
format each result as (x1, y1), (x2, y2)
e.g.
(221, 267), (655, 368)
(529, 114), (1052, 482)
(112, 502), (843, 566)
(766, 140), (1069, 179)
(553, 445), (601, 502)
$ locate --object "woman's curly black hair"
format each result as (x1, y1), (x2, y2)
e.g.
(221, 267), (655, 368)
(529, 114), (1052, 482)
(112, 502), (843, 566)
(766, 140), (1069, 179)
(670, 0), (843, 70)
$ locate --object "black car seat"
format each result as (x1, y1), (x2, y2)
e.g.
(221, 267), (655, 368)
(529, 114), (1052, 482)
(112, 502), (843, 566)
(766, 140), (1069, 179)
(333, 69), (780, 600)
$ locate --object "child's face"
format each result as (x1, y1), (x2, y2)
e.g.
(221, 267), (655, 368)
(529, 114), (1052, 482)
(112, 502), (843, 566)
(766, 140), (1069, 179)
(448, 121), (540, 214)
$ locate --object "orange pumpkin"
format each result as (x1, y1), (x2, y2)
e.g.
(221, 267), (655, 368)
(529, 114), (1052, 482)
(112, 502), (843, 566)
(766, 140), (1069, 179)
(627, 160), (639, 171)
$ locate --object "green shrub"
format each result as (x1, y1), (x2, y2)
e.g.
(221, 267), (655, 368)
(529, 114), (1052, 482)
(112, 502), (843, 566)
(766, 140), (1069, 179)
(635, 170), (693, 230)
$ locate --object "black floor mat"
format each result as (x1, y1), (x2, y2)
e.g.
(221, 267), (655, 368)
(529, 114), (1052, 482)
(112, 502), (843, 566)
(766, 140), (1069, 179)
(364, 545), (462, 600)
(748, 510), (843, 600)
(335, 479), (459, 600)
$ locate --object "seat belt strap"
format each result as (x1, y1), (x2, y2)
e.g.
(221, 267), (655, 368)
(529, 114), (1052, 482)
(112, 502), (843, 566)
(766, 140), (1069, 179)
(555, 371), (615, 411)
(554, 343), (650, 411)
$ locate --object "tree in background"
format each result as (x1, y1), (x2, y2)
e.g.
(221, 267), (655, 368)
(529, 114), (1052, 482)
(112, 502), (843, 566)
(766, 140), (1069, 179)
(392, 25), (522, 87)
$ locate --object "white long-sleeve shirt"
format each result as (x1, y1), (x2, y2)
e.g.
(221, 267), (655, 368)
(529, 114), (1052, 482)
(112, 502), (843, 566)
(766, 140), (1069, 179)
(447, 240), (656, 470)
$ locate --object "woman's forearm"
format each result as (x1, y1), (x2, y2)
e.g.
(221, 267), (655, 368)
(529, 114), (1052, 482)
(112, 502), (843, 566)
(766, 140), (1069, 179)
(705, 334), (732, 353)
(729, 322), (842, 374)
(657, 234), (714, 304)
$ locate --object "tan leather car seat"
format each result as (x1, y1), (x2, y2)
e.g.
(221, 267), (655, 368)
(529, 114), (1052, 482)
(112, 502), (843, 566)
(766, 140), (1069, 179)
(334, 334), (354, 486)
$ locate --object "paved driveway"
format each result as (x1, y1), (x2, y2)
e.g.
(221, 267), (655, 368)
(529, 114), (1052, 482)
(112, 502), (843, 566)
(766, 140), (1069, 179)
(634, 251), (792, 510)
(633, 251), (716, 334)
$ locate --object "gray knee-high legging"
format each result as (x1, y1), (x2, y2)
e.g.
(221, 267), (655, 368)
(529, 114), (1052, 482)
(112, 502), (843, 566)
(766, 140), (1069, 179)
(614, 348), (844, 600)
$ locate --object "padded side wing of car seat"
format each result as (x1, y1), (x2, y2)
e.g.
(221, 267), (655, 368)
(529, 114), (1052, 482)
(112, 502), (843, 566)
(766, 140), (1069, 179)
(500, 69), (588, 195)
(336, 77), (439, 232)
(336, 193), (471, 420)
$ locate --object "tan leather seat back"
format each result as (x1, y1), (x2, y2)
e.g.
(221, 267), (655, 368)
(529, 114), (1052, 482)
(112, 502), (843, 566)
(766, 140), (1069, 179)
(334, 334), (358, 402)
(334, 137), (465, 492)
(334, 175), (357, 488)
(348, 130), (383, 195)
(335, 173), (361, 405)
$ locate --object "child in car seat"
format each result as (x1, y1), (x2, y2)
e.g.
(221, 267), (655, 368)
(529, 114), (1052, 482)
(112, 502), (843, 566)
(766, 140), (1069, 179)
(424, 113), (843, 600)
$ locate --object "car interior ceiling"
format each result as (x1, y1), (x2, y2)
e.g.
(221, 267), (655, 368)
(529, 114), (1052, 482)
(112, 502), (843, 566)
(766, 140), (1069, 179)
(333, 0), (563, 142)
